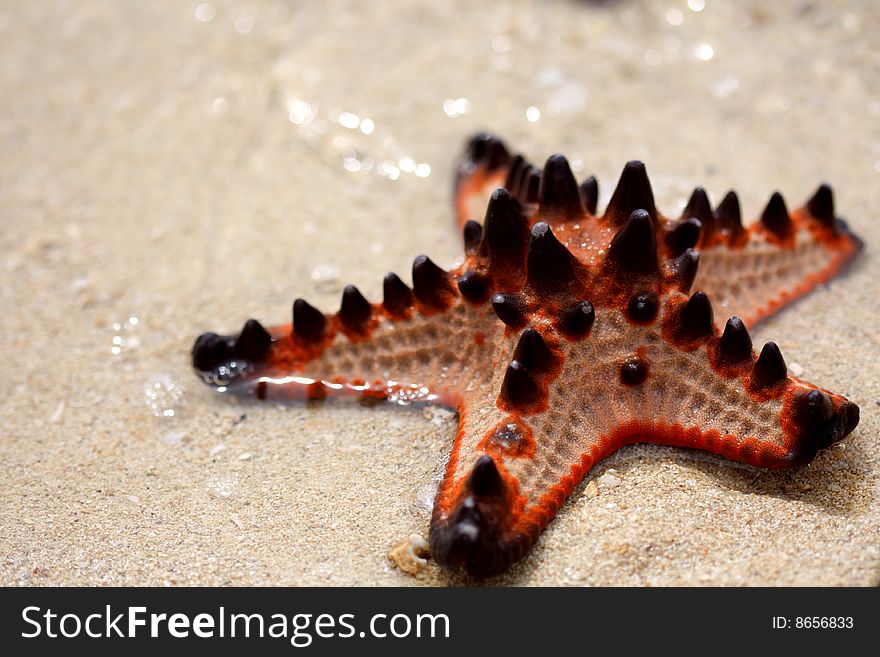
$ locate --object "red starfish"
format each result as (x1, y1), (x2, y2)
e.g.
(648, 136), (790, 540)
(192, 133), (862, 576)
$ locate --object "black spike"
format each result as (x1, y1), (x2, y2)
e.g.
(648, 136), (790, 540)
(234, 319), (272, 361)
(524, 167), (541, 203)
(793, 389), (834, 425)
(760, 192), (792, 239)
(717, 317), (752, 364)
(491, 293), (527, 328)
(683, 187), (712, 222)
(620, 358), (648, 386)
(382, 273), (413, 316)
(558, 300), (595, 338)
(790, 389), (858, 454)
(539, 154), (582, 219)
(604, 160), (656, 224)
(715, 190), (745, 238)
(466, 132), (492, 162)
(463, 220), (483, 254)
(504, 155), (526, 192)
(526, 222), (580, 291)
(665, 218), (702, 258)
(429, 494), (502, 576)
(670, 248), (700, 294)
(499, 360), (540, 407)
(466, 132), (509, 169)
(412, 255), (454, 307)
(478, 188), (529, 271)
(605, 209), (659, 278)
(468, 455), (505, 497)
(806, 183), (835, 228)
(513, 328), (555, 373)
(752, 341), (787, 388)
(679, 291), (714, 340)
(627, 291), (659, 324)
(192, 332), (233, 371)
(682, 187), (715, 241)
(293, 298), (327, 342)
(580, 176), (599, 214)
(339, 285), (372, 329)
(457, 270), (490, 303)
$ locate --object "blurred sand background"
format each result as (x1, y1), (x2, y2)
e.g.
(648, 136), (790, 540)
(1, 0), (878, 586)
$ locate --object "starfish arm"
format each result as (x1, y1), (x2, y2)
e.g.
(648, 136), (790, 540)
(192, 273), (506, 404)
(692, 202), (862, 327)
(453, 133), (863, 328)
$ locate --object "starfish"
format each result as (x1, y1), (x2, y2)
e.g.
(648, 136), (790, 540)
(191, 133), (862, 577)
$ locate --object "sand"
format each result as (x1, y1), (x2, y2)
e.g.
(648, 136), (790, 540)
(1, 0), (877, 586)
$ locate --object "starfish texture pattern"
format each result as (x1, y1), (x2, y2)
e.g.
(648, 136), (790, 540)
(192, 133), (862, 576)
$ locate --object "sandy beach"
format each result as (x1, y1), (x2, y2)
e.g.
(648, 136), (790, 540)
(1, 0), (878, 586)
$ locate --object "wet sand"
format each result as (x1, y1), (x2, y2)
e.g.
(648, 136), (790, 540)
(1, 0), (878, 585)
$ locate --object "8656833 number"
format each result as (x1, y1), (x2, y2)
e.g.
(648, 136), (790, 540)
(772, 616), (854, 629)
